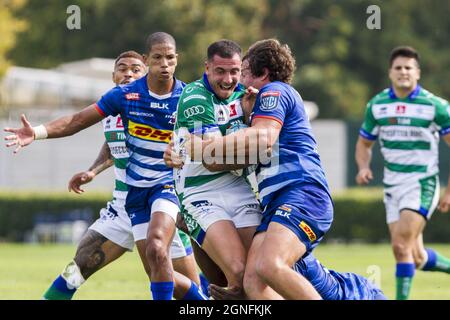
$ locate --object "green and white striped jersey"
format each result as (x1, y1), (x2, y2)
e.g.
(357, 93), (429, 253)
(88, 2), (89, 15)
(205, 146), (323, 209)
(360, 85), (450, 186)
(174, 75), (247, 199)
(102, 115), (128, 202)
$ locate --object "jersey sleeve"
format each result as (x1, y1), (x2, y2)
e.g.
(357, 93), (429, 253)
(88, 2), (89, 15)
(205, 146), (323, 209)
(96, 86), (123, 117)
(251, 84), (289, 126)
(176, 85), (218, 135)
(433, 97), (450, 136)
(359, 101), (379, 141)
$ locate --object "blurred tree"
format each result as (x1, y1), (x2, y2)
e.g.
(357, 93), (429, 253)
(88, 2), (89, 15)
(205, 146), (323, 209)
(10, 0), (267, 82)
(262, 0), (450, 119)
(0, 0), (27, 78)
(90, 0), (268, 82)
(8, 0), (449, 118)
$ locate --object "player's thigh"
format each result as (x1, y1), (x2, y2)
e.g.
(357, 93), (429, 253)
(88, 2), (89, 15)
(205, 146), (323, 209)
(237, 226), (257, 253)
(202, 220), (247, 276)
(259, 221), (307, 267)
(74, 229), (127, 276)
(395, 209), (426, 241)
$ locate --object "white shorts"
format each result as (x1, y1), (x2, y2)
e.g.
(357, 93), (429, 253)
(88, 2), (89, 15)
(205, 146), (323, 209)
(132, 198), (191, 259)
(181, 180), (262, 246)
(384, 175), (440, 224)
(89, 200), (135, 251)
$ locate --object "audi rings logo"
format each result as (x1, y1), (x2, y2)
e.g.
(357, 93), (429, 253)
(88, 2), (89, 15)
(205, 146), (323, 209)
(184, 105), (205, 118)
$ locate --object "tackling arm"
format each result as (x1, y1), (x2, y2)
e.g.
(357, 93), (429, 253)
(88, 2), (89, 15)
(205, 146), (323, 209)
(196, 117), (280, 172)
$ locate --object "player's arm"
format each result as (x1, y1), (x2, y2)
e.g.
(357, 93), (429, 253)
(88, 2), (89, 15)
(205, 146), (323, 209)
(433, 98), (450, 212)
(68, 141), (114, 194)
(437, 132), (450, 212)
(193, 117), (279, 172)
(4, 104), (104, 153)
(355, 136), (375, 185)
(355, 101), (378, 185)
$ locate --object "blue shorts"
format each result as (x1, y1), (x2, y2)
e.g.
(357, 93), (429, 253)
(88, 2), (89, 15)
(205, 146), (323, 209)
(125, 184), (179, 227)
(256, 184), (333, 253)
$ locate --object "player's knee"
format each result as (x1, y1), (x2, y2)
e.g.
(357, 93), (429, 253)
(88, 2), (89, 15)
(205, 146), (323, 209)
(255, 257), (282, 284)
(146, 238), (169, 265)
(391, 240), (411, 259)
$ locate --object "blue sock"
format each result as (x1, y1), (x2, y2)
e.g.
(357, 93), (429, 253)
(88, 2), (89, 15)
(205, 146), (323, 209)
(396, 263), (415, 300)
(150, 281), (174, 300)
(199, 273), (210, 297)
(43, 275), (77, 300)
(422, 248), (438, 271)
(182, 281), (208, 300)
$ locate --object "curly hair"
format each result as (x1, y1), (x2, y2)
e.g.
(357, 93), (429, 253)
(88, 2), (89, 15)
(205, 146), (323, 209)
(244, 39), (296, 84)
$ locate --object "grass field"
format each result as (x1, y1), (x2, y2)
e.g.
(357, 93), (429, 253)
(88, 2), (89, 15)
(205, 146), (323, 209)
(1, 242), (449, 300)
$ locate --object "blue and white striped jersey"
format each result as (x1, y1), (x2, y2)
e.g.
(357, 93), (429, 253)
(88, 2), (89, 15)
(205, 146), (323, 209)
(250, 81), (331, 211)
(96, 75), (184, 188)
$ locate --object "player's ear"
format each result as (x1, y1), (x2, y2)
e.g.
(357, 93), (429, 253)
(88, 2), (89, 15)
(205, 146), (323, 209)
(262, 68), (270, 81)
(143, 54), (149, 66)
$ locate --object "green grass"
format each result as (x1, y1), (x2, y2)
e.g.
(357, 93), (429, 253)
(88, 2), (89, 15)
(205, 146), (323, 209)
(0, 243), (449, 300)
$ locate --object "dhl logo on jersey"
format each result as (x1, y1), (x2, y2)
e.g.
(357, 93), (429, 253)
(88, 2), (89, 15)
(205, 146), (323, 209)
(128, 120), (172, 143)
(299, 221), (317, 242)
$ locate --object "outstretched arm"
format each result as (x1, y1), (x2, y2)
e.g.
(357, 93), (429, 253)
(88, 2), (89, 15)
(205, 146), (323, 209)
(68, 141), (114, 194)
(4, 104), (104, 153)
(355, 136), (375, 185)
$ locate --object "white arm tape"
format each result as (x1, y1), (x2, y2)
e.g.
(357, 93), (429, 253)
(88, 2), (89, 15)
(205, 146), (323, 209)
(33, 124), (48, 140)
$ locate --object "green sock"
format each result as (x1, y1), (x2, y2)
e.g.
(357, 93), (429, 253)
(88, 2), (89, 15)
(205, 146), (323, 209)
(422, 248), (450, 274)
(396, 263), (415, 300)
(396, 276), (413, 300)
(433, 253), (450, 273)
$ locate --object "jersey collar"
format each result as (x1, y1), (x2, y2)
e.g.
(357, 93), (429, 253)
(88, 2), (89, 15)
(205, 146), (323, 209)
(388, 84), (421, 100)
(141, 74), (184, 97)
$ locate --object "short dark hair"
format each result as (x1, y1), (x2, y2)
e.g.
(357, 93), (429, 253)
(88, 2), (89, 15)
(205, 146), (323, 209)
(389, 46), (420, 67)
(115, 50), (145, 66)
(145, 32), (176, 53)
(244, 39), (296, 84)
(207, 39), (241, 61)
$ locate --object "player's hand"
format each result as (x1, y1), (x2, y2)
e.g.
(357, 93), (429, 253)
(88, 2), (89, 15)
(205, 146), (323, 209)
(4, 114), (35, 154)
(356, 168), (373, 185)
(209, 284), (245, 300)
(68, 171), (96, 194)
(438, 189), (450, 213)
(241, 86), (259, 116)
(164, 141), (184, 168)
(184, 134), (205, 161)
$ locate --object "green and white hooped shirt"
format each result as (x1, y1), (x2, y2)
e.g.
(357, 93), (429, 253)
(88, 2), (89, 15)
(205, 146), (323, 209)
(360, 85), (450, 186)
(102, 115), (128, 202)
(174, 75), (247, 200)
